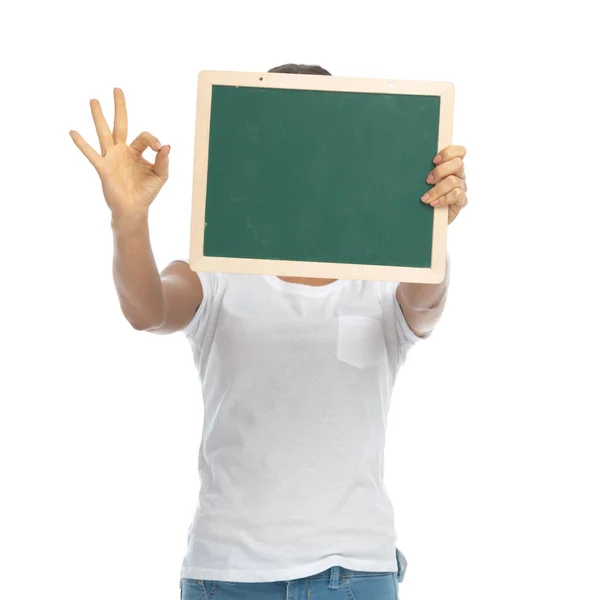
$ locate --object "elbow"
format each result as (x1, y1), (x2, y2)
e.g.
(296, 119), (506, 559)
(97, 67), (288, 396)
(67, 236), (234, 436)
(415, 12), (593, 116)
(123, 297), (167, 332)
(127, 313), (165, 331)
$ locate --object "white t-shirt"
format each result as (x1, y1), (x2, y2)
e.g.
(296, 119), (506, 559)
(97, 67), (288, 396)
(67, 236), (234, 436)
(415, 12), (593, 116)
(177, 261), (448, 583)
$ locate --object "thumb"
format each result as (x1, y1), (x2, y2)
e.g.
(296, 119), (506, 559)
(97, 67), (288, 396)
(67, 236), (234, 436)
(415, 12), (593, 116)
(152, 145), (170, 178)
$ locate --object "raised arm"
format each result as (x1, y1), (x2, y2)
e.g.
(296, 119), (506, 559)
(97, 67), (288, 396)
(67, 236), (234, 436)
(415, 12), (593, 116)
(70, 87), (202, 333)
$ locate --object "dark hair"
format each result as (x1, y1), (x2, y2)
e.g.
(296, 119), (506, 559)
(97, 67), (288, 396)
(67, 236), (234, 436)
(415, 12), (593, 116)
(268, 63), (332, 76)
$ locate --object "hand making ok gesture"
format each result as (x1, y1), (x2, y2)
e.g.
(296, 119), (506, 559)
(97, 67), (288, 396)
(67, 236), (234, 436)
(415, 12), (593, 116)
(69, 88), (171, 226)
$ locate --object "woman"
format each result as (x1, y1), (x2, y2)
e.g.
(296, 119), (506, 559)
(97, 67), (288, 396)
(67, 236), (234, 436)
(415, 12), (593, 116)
(69, 63), (468, 600)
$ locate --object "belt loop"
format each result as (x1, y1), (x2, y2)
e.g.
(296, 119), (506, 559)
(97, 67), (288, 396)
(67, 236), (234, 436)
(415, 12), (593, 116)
(328, 566), (340, 589)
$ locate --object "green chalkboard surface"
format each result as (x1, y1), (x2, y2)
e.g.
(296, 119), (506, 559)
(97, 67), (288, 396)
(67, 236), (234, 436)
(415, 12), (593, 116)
(190, 71), (453, 283)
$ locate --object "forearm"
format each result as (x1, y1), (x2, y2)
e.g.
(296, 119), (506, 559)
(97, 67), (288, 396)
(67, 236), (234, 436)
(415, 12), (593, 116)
(396, 253), (450, 335)
(111, 213), (166, 329)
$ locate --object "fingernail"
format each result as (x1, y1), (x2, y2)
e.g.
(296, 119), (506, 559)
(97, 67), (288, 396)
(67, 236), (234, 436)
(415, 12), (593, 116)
(431, 200), (439, 206)
(433, 154), (442, 164)
(426, 174), (435, 184)
(421, 193), (430, 202)
(154, 142), (162, 151)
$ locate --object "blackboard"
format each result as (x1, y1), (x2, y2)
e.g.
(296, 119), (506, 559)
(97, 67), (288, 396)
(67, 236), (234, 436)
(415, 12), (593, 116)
(190, 71), (453, 283)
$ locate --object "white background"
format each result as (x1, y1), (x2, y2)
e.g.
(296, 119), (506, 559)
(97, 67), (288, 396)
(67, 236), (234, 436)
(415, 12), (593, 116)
(2, 1), (598, 599)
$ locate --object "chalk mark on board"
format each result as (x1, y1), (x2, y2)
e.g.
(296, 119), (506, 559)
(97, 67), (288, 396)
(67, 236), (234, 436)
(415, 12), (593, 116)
(246, 218), (260, 242)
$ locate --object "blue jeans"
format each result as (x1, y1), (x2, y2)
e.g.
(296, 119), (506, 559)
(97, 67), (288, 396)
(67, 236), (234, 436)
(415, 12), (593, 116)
(180, 547), (407, 599)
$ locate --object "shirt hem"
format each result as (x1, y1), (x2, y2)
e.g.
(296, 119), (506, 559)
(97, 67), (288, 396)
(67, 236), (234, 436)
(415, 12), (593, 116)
(180, 558), (398, 583)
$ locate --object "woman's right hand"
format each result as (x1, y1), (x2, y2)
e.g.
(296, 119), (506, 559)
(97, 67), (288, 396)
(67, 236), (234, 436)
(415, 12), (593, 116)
(69, 88), (171, 224)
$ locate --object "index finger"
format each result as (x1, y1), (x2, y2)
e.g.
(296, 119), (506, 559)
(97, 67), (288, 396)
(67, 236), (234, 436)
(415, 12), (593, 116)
(433, 145), (466, 164)
(69, 130), (102, 170)
(113, 88), (128, 144)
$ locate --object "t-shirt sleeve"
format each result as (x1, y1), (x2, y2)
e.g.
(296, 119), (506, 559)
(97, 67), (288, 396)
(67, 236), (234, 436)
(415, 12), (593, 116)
(175, 260), (219, 339)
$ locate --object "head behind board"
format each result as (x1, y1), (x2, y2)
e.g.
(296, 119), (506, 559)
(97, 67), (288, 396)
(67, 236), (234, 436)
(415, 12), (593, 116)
(266, 63), (334, 287)
(268, 64), (332, 76)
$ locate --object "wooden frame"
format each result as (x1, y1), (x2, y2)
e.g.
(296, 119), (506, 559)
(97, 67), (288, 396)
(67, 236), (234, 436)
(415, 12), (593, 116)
(189, 70), (454, 283)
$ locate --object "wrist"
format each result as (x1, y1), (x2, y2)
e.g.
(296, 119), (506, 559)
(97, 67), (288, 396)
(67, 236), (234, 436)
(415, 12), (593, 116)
(111, 210), (149, 234)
